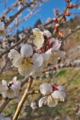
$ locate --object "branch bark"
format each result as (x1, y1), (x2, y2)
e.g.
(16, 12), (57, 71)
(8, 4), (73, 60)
(12, 76), (33, 120)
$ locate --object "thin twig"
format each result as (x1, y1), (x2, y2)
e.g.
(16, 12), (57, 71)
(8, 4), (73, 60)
(12, 76), (33, 120)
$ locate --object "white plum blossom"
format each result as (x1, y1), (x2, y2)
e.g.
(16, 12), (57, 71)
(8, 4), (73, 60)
(30, 102), (37, 110)
(32, 28), (44, 50)
(42, 48), (65, 67)
(39, 83), (57, 107)
(8, 44), (43, 77)
(0, 49), (5, 68)
(0, 76), (21, 98)
(39, 83), (66, 107)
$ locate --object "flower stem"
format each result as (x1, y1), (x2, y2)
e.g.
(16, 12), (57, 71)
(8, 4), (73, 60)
(12, 76), (33, 120)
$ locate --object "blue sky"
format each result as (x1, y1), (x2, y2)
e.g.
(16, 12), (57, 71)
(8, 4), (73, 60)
(0, 0), (79, 30)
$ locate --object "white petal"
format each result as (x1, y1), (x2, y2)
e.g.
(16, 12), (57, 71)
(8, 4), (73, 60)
(12, 76), (17, 83)
(38, 97), (47, 107)
(43, 30), (52, 38)
(20, 44), (33, 57)
(52, 91), (66, 99)
(40, 83), (53, 95)
(2, 90), (16, 98)
(0, 85), (7, 92)
(32, 68), (42, 78)
(8, 49), (20, 60)
(46, 95), (57, 107)
(18, 63), (34, 77)
(57, 85), (66, 91)
(32, 53), (43, 68)
(33, 28), (44, 50)
(13, 56), (23, 67)
(50, 38), (61, 50)
(2, 80), (7, 86)
(11, 81), (21, 92)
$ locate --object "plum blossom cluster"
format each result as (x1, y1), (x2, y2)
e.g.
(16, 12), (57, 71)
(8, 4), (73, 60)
(39, 83), (66, 107)
(0, 76), (21, 98)
(8, 28), (65, 79)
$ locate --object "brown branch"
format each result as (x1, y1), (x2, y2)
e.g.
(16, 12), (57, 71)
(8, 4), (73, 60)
(12, 76), (33, 120)
(0, 32), (31, 58)
(5, 2), (33, 28)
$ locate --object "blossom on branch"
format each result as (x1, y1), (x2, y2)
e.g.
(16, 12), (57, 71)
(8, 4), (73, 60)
(8, 44), (43, 77)
(39, 83), (66, 107)
(0, 76), (21, 98)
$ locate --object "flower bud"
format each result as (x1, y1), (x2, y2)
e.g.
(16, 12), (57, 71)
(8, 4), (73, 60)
(65, 0), (69, 2)
(67, 4), (74, 9)
(53, 18), (58, 23)
(54, 24), (59, 30)
(62, 16), (66, 22)
(65, 12), (70, 16)
(58, 31), (63, 37)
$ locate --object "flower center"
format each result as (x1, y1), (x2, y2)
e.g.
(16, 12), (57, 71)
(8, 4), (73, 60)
(22, 57), (33, 65)
(52, 84), (58, 91)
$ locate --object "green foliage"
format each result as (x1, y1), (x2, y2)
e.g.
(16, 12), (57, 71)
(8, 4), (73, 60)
(56, 69), (66, 77)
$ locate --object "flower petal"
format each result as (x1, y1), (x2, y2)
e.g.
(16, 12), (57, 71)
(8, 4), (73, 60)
(20, 44), (33, 57)
(32, 53), (43, 69)
(38, 97), (47, 107)
(40, 83), (53, 95)
(12, 76), (17, 83)
(50, 38), (61, 50)
(52, 91), (66, 100)
(18, 63), (34, 77)
(46, 95), (57, 107)
(33, 28), (44, 50)
(13, 56), (23, 67)
(8, 49), (20, 60)
(43, 30), (52, 38)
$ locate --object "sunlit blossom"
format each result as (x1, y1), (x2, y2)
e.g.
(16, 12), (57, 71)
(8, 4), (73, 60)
(32, 28), (44, 50)
(8, 44), (43, 77)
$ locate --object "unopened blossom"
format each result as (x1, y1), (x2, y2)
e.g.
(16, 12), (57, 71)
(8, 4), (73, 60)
(0, 76), (21, 98)
(8, 44), (43, 77)
(0, 49), (5, 68)
(30, 102), (37, 110)
(32, 28), (44, 50)
(0, 21), (6, 36)
(39, 83), (66, 107)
